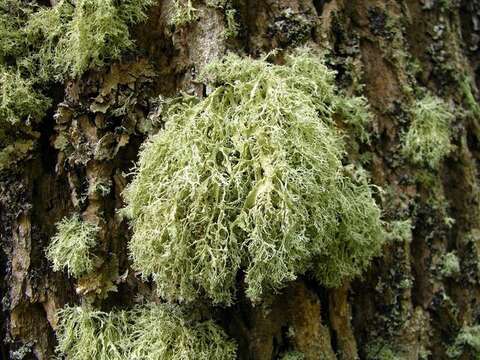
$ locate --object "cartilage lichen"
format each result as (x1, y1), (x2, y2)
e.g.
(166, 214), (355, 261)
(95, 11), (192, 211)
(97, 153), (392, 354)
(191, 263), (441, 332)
(0, 68), (51, 126)
(56, 304), (237, 360)
(124, 49), (384, 304)
(401, 94), (454, 169)
(46, 215), (99, 278)
(170, 0), (198, 27)
(447, 325), (480, 358)
(25, 0), (154, 78)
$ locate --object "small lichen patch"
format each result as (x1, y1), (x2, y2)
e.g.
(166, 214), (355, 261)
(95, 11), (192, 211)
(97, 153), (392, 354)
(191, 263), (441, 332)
(25, 0), (154, 78)
(401, 94), (454, 169)
(123, 49), (384, 304)
(280, 351), (305, 360)
(55, 304), (237, 360)
(170, 0), (198, 27)
(0, 68), (51, 126)
(439, 252), (460, 278)
(447, 325), (480, 358)
(46, 215), (99, 278)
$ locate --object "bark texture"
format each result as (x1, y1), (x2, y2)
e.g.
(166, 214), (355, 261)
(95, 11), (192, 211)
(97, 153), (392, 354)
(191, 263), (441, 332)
(2, 0), (480, 359)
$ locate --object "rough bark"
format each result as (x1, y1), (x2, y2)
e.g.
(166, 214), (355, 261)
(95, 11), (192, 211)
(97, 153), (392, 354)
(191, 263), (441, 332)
(2, 0), (480, 359)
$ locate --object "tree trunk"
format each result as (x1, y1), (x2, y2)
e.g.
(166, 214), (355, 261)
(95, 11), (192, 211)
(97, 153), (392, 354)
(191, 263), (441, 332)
(2, 0), (480, 359)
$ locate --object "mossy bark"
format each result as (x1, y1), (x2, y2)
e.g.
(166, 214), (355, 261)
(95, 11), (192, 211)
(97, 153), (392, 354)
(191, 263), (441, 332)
(2, 0), (480, 359)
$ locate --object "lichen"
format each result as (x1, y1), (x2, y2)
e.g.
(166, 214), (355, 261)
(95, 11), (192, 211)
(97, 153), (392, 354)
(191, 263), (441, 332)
(365, 341), (403, 360)
(0, 68), (51, 126)
(45, 215), (99, 278)
(385, 219), (413, 243)
(447, 325), (480, 358)
(170, 0), (198, 27)
(55, 304), (237, 360)
(25, 0), (154, 79)
(0, 140), (36, 171)
(1, 0), (154, 172)
(280, 351), (305, 360)
(401, 94), (454, 169)
(0, 67), (50, 171)
(439, 252), (460, 278)
(0, 0), (33, 62)
(123, 49), (384, 304)
(223, 9), (239, 39)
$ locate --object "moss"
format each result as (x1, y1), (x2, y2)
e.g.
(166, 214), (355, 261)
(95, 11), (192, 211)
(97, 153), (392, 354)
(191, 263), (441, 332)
(45, 215), (99, 278)
(447, 325), (480, 358)
(56, 304), (237, 360)
(25, 0), (154, 79)
(124, 49), (384, 304)
(401, 94), (454, 169)
(170, 0), (198, 27)
(440, 252), (460, 278)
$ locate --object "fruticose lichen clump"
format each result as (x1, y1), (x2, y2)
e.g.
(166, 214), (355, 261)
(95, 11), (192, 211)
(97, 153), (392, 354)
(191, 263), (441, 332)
(0, 68), (51, 126)
(401, 94), (454, 169)
(25, 0), (154, 79)
(447, 325), (480, 358)
(56, 304), (237, 360)
(123, 49), (384, 304)
(1, 0), (154, 171)
(46, 215), (99, 278)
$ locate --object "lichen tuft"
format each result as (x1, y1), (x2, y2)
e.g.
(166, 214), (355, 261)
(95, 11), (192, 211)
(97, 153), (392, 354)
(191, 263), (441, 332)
(447, 325), (480, 358)
(56, 304), (237, 360)
(46, 215), (99, 278)
(25, 0), (154, 79)
(401, 94), (454, 169)
(123, 49), (383, 304)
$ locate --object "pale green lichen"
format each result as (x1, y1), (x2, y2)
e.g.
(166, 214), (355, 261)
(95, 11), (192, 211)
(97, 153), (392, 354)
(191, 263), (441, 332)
(170, 0), (198, 27)
(447, 325), (480, 358)
(56, 304), (237, 360)
(440, 252), (460, 278)
(0, 68), (51, 125)
(0, 140), (36, 171)
(401, 94), (454, 169)
(385, 219), (412, 243)
(0, 0), (33, 62)
(206, 0), (239, 39)
(206, 0), (230, 8)
(124, 49), (383, 304)
(25, 0), (154, 79)
(365, 341), (403, 360)
(280, 351), (305, 360)
(223, 8), (239, 39)
(0, 67), (50, 171)
(46, 215), (99, 278)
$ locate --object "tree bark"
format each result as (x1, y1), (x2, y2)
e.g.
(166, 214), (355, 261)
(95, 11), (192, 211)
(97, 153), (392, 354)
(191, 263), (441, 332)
(2, 0), (480, 359)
